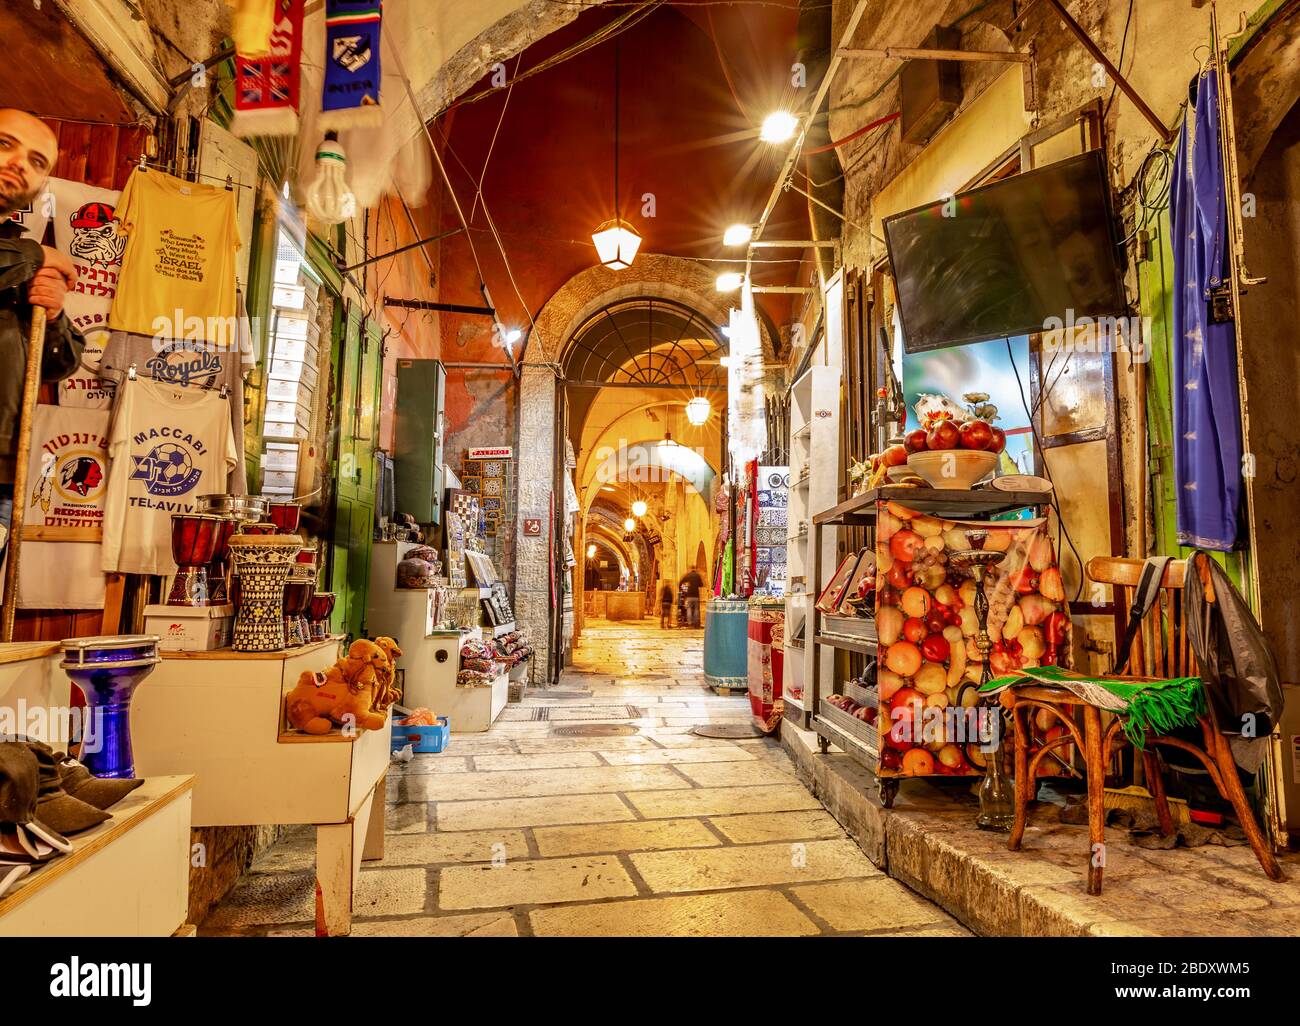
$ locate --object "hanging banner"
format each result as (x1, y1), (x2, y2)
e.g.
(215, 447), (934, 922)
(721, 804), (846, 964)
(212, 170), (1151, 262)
(47, 178), (123, 409)
(232, 0), (305, 137)
(320, 0), (383, 130)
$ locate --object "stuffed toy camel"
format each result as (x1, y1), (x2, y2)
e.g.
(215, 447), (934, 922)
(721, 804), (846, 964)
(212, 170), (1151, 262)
(284, 638), (390, 735)
(370, 636), (403, 712)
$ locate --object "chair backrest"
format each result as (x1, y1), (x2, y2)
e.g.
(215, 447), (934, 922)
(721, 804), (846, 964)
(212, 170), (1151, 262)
(1084, 555), (1205, 679)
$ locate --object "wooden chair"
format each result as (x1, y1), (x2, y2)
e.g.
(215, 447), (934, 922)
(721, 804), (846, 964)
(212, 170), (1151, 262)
(1003, 554), (1284, 894)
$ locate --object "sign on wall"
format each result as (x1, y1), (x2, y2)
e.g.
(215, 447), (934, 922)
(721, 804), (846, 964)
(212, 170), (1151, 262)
(468, 446), (513, 461)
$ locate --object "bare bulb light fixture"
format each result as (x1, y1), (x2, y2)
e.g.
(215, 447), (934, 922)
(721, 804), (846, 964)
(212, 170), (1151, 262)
(715, 272), (744, 293)
(586, 544), (597, 559)
(306, 131), (357, 225)
(591, 39), (641, 270)
(631, 500), (648, 518)
(723, 224), (753, 247)
(623, 517), (637, 533)
(760, 111), (799, 144)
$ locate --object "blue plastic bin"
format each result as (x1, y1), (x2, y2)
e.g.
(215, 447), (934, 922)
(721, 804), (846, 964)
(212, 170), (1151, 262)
(391, 716), (450, 754)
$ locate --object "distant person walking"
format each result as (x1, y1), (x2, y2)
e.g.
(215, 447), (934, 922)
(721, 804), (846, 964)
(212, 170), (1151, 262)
(659, 582), (674, 628)
(679, 566), (705, 628)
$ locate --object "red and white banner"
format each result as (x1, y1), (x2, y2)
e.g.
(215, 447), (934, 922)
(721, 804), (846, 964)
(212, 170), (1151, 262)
(232, 0), (305, 138)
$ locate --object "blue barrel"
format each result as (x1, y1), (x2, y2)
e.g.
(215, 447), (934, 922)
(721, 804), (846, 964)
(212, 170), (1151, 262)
(704, 599), (749, 691)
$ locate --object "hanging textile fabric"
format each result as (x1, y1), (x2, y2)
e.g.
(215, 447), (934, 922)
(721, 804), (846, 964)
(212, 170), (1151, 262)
(231, 0), (306, 138)
(1171, 68), (1243, 551)
(320, 0), (384, 131)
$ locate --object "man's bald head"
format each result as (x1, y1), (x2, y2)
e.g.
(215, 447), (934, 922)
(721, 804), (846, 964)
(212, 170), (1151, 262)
(0, 109), (58, 217)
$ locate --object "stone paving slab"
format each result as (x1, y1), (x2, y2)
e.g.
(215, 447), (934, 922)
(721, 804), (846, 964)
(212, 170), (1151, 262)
(782, 720), (1300, 937)
(528, 889), (821, 937)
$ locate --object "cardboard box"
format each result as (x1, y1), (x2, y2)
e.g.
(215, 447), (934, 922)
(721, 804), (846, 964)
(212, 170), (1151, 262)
(144, 604), (235, 652)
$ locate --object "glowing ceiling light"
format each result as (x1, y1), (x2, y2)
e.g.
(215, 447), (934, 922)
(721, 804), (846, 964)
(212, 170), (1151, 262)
(760, 111), (799, 144)
(586, 544), (597, 558)
(631, 500), (648, 518)
(501, 326), (522, 345)
(591, 218), (642, 271)
(685, 397), (711, 426)
(715, 272), (744, 293)
(657, 430), (678, 448)
(723, 224), (753, 247)
(623, 517), (637, 533)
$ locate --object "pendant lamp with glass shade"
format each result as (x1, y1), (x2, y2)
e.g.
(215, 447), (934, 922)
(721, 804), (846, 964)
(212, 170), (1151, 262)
(591, 40), (641, 270)
(685, 397), (711, 426)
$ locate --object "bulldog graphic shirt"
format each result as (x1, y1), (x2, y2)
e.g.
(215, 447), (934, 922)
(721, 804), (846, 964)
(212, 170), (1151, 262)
(48, 178), (125, 409)
(102, 378), (236, 575)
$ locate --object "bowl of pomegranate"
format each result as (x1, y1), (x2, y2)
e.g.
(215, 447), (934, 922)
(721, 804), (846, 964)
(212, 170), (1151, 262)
(903, 417), (1003, 490)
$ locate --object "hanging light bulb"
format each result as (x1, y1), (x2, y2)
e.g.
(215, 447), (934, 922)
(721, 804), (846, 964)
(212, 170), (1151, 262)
(306, 131), (356, 225)
(586, 544), (597, 559)
(686, 397), (711, 426)
(760, 111), (799, 143)
(631, 500), (648, 518)
(723, 224), (753, 247)
(623, 517), (637, 533)
(716, 272), (744, 293)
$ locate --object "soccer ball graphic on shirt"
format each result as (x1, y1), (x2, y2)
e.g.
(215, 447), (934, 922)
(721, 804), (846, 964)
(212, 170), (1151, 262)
(130, 440), (203, 497)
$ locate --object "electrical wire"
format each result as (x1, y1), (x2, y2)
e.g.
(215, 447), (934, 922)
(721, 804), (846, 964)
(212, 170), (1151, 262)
(804, 111), (900, 155)
(1103, 0), (1136, 124)
(1006, 338), (1085, 603)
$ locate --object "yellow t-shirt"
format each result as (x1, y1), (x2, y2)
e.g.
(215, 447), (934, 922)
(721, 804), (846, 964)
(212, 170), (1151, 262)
(108, 168), (241, 339)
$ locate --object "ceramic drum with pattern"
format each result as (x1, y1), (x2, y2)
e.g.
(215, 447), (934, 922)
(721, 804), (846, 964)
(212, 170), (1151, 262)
(227, 534), (303, 651)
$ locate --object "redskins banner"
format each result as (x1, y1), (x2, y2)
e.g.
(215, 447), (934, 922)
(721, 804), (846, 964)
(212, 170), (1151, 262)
(48, 178), (124, 409)
(18, 405), (110, 609)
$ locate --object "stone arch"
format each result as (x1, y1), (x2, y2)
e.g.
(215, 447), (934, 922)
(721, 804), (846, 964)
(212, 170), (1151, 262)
(528, 253), (779, 366)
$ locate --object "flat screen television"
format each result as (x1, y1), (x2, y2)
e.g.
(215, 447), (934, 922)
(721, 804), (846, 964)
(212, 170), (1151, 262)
(883, 150), (1127, 354)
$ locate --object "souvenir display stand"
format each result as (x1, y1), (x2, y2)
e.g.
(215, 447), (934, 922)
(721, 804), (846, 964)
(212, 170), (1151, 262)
(129, 638), (389, 937)
(783, 364), (841, 728)
(808, 485), (1055, 807)
(401, 625), (510, 733)
(0, 644), (195, 937)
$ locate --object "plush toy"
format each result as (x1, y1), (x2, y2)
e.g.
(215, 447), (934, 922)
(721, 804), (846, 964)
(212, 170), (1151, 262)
(371, 636), (403, 712)
(284, 639), (389, 735)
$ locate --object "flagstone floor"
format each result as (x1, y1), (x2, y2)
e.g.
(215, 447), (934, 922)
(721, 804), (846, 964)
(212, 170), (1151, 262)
(200, 619), (968, 937)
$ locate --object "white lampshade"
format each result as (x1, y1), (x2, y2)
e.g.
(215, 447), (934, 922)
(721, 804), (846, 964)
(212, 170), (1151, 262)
(685, 396), (711, 426)
(631, 500), (648, 518)
(591, 218), (642, 270)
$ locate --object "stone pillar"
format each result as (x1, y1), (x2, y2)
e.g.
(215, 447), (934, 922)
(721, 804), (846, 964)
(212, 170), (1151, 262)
(514, 365), (558, 682)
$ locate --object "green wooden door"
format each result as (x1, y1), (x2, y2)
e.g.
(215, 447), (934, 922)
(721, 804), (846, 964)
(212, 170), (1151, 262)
(328, 302), (382, 639)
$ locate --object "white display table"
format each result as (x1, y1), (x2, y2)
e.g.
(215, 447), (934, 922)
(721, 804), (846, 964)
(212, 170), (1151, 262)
(130, 638), (389, 936)
(0, 775), (194, 937)
(0, 642), (63, 737)
(401, 627), (508, 733)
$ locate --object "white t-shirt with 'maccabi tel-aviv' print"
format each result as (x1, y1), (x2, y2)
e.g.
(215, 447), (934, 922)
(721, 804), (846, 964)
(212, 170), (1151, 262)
(101, 377), (236, 575)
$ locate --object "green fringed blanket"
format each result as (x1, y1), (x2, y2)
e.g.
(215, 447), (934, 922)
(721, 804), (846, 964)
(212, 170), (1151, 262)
(978, 665), (1206, 749)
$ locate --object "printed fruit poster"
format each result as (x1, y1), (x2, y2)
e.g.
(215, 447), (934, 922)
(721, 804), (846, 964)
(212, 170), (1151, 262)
(874, 501), (1070, 777)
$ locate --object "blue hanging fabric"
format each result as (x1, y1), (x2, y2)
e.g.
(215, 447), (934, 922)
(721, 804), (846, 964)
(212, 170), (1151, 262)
(1170, 68), (1243, 552)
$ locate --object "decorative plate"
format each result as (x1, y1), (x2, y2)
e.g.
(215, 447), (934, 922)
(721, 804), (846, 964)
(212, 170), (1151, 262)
(483, 461), (505, 477)
(482, 478), (504, 497)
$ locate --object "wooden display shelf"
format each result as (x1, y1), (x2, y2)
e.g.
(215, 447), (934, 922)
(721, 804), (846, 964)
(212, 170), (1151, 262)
(0, 642), (60, 665)
(159, 637), (343, 660)
(0, 775), (194, 936)
(813, 485), (1052, 526)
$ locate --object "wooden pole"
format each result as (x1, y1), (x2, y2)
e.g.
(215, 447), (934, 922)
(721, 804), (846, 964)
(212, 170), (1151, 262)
(1, 306), (47, 641)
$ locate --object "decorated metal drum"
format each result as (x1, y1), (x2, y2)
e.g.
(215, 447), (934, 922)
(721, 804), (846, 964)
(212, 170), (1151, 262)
(166, 513), (224, 606)
(747, 598), (785, 734)
(60, 635), (161, 779)
(268, 500), (302, 534)
(308, 591), (336, 641)
(703, 598), (749, 692)
(227, 534), (302, 651)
